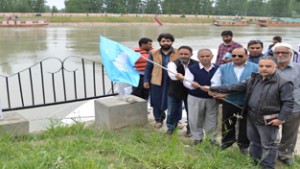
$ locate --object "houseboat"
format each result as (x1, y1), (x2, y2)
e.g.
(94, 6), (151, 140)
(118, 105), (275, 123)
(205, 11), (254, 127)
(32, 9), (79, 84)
(0, 17), (48, 27)
(256, 17), (300, 27)
(212, 19), (249, 26)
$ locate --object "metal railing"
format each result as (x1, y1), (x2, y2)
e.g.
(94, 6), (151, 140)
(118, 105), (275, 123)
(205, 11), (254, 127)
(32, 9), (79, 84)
(0, 56), (116, 111)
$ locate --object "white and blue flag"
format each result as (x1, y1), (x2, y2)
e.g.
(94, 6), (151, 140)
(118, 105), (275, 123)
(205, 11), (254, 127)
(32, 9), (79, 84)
(99, 36), (140, 87)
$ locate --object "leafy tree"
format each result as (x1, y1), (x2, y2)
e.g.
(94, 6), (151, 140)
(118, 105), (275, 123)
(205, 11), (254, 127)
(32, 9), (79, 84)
(32, 0), (46, 12)
(105, 0), (127, 13)
(197, 0), (214, 15)
(126, 0), (143, 13)
(162, 0), (185, 14)
(247, 0), (268, 16)
(290, 0), (300, 16)
(269, 0), (291, 17)
(214, 0), (246, 16)
(144, 0), (161, 14)
(51, 6), (59, 13)
(65, 0), (104, 13)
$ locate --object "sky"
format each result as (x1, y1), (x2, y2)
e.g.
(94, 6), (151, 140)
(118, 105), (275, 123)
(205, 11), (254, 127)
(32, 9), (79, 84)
(46, 0), (65, 9)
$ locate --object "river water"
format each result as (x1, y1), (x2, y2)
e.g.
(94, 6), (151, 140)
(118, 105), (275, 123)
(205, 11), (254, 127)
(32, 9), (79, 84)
(0, 24), (300, 131)
(1, 24), (300, 75)
(0, 24), (300, 109)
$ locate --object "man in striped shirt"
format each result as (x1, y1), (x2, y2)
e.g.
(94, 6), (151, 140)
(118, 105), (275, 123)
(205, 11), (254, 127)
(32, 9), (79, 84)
(216, 30), (242, 65)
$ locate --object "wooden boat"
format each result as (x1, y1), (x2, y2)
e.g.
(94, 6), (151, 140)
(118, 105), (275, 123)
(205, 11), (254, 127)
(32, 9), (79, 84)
(212, 19), (249, 26)
(0, 17), (48, 27)
(256, 18), (300, 27)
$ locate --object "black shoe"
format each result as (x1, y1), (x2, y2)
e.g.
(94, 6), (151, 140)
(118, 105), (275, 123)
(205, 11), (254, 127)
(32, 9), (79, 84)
(279, 158), (293, 166)
(221, 144), (232, 150)
(194, 139), (202, 145)
(165, 129), (174, 135)
(239, 148), (249, 155)
(185, 130), (192, 138)
(209, 140), (220, 147)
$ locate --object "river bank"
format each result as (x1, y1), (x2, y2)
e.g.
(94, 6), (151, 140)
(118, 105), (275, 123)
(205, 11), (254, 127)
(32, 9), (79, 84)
(49, 22), (211, 26)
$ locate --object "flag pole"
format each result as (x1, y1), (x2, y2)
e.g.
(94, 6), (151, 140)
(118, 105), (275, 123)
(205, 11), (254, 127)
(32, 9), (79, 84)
(140, 55), (244, 119)
(140, 55), (194, 84)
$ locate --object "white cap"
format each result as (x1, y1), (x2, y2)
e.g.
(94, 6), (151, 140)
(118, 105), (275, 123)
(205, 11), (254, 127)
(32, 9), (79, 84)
(272, 42), (293, 51)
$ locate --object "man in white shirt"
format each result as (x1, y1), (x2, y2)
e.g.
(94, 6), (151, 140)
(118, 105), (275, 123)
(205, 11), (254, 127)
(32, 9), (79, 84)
(183, 48), (219, 145)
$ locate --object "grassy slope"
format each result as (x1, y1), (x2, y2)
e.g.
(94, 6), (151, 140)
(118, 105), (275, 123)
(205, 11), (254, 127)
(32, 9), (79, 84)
(0, 123), (299, 169)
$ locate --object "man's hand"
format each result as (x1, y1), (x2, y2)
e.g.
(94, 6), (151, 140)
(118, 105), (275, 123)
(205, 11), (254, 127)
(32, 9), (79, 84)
(268, 119), (284, 126)
(192, 82), (201, 89)
(143, 82), (150, 89)
(208, 91), (227, 99)
(200, 85), (210, 92)
(175, 73), (184, 81)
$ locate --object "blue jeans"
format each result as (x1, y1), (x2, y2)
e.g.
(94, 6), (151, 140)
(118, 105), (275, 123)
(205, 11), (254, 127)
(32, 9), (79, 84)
(167, 96), (182, 130)
(247, 117), (279, 169)
(153, 107), (166, 123)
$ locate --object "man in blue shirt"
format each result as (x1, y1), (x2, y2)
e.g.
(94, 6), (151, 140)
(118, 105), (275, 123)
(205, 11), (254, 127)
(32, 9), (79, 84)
(211, 47), (258, 152)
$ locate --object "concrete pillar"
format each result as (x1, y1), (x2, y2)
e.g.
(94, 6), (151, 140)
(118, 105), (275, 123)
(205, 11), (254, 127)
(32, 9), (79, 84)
(0, 112), (29, 136)
(94, 95), (147, 130)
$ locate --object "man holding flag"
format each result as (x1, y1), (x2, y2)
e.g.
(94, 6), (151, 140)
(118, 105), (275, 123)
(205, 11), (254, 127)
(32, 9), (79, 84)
(144, 33), (178, 129)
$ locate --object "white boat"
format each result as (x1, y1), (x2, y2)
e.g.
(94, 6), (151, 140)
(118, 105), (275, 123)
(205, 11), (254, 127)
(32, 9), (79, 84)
(0, 17), (48, 27)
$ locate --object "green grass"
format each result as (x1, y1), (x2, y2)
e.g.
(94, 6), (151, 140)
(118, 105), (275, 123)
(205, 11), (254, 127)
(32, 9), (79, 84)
(0, 123), (299, 168)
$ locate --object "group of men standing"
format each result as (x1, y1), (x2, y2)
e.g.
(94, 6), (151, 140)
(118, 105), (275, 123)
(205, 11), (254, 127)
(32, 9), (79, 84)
(130, 31), (300, 169)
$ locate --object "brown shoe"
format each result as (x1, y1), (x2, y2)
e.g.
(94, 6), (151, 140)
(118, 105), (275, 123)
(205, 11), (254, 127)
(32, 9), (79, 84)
(154, 122), (163, 129)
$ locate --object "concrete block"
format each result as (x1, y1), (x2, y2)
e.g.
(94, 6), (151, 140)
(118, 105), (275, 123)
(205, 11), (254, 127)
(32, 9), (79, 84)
(0, 112), (29, 136)
(94, 95), (147, 130)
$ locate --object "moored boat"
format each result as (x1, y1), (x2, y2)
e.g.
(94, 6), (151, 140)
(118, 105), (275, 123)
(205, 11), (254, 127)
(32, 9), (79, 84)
(212, 19), (249, 26)
(256, 17), (300, 27)
(0, 17), (48, 27)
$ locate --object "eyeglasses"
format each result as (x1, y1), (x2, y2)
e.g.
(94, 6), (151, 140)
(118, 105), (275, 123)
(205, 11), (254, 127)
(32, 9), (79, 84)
(232, 54), (244, 58)
(274, 51), (290, 55)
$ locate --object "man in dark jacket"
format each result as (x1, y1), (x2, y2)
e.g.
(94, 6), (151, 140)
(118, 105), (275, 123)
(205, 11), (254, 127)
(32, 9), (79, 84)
(201, 56), (294, 169)
(166, 46), (198, 136)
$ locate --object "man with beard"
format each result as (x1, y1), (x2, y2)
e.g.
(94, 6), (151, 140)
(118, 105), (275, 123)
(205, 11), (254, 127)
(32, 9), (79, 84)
(274, 43), (300, 166)
(144, 33), (178, 129)
(216, 30), (242, 65)
(166, 46), (198, 136)
(247, 40), (264, 64)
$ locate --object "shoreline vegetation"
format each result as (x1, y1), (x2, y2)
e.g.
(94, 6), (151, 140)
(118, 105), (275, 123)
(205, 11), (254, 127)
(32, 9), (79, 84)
(0, 13), (267, 25)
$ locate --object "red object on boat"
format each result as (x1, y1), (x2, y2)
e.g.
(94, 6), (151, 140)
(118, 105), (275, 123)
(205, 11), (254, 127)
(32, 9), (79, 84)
(154, 17), (163, 26)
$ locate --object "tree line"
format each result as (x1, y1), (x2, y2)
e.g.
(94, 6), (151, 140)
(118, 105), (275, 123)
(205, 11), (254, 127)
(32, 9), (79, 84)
(1, 0), (300, 17)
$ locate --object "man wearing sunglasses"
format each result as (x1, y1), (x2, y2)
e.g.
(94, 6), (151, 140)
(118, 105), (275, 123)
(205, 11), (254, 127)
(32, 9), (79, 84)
(247, 40), (264, 64)
(210, 47), (258, 153)
(274, 43), (300, 166)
